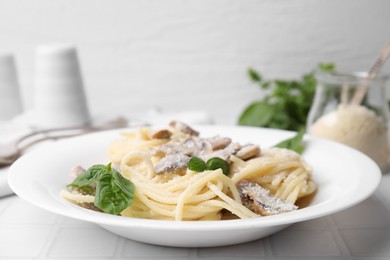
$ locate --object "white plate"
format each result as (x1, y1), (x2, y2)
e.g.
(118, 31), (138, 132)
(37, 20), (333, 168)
(8, 126), (381, 247)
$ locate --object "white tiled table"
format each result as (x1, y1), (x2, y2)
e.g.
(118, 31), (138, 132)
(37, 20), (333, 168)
(1, 173), (390, 259)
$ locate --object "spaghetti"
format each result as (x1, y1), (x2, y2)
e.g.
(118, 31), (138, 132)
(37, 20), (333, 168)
(61, 122), (316, 221)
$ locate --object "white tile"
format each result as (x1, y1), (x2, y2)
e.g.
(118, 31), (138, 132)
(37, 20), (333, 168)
(270, 229), (341, 257)
(331, 196), (390, 227)
(198, 239), (265, 257)
(340, 228), (390, 257)
(48, 227), (118, 258)
(0, 198), (59, 224)
(0, 226), (51, 257)
(121, 240), (191, 257)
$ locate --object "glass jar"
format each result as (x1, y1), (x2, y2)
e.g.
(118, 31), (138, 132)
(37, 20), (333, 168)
(307, 70), (390, 171)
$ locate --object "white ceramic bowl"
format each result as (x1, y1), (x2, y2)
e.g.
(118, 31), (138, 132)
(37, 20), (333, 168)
(8, 126), (381, 247)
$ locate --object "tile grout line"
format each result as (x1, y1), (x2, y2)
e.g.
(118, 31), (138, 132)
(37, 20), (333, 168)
(113, 236), (126, 259)
(263, 237), (275, 258)
(38, 215), (64, 258)
(327, 215), (352, 259)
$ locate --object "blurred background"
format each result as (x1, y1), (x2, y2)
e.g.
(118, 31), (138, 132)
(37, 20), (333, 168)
(1, 0), (389, 124)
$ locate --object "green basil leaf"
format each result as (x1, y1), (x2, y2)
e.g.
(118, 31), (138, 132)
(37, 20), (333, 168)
(94, 170), (135, 215)
(238, 101), (274, 127)
(248, 68), (262, 82)
(274, 129), (305, 154)
(206, 157), (229, 176)
(188, 156), (206, 172)
(69, 164), (108, 187)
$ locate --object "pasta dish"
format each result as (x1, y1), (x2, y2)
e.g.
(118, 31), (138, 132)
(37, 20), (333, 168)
(61, 121), (316, 221)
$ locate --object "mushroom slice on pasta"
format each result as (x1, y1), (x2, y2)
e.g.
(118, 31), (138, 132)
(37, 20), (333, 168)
(169, 121), (199, 136)
(237, 180), (298, 216)
(154, 153), (190, 174)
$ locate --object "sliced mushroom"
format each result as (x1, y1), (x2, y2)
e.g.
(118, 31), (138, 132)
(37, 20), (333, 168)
(183, 137), (215, 156)
(198, 139), (214, 155)
(206, 136), (231, 150)
(154, 153), (191, 174)
(154, 136), (213, 157)
(237, 180), (297, 216)
(151, 123), (262, 174)
(154, 138), (193, 156)
(169, 121), (199, 136)
(202, 142), (241, 162)
(150, 129), (172, 139)
(235, 144), (261, 160)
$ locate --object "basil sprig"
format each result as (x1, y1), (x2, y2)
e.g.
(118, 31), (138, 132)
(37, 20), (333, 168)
(238, 63), (335, 131)
(69, 163), (135, 215)
(188, 156), (229, 175)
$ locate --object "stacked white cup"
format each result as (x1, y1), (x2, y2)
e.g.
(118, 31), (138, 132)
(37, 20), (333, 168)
(31, 44), (90, 128)
(0, 54), (23, 121)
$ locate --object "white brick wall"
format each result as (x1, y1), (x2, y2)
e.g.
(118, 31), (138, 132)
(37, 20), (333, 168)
(1, 0), (389, 124)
